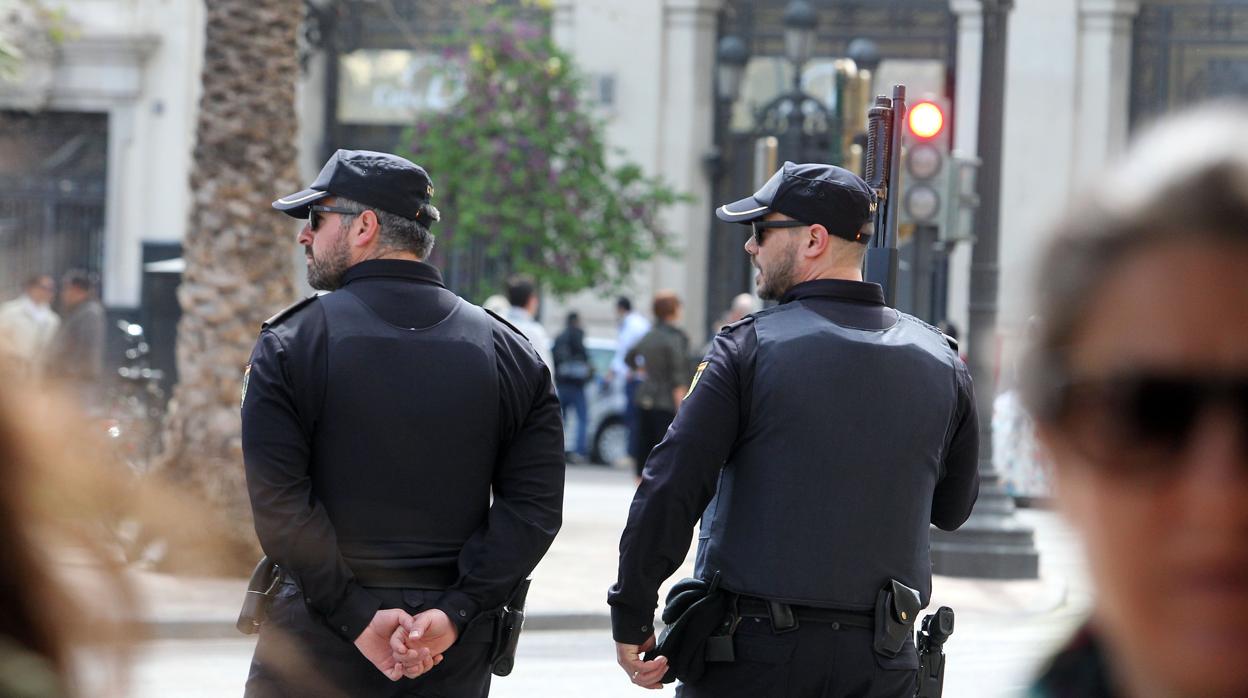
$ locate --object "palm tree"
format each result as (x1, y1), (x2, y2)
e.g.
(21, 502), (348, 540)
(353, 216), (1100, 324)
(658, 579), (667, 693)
(158, 0), (301, 567)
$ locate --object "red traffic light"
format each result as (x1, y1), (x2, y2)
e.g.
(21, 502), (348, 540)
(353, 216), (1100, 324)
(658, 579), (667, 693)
(908, 101), (945, 140)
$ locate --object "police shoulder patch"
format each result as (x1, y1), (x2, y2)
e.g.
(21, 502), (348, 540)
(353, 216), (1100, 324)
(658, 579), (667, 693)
(687, 361), (709, 396)
(241, 363), (252, 407)
(262, 294), (320, 330)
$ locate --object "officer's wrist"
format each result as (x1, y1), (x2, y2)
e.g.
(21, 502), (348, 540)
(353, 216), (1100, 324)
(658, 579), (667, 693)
(327, 585), (382, 643)
(610, 605), (656, 645)
(431, 590), (479, 638)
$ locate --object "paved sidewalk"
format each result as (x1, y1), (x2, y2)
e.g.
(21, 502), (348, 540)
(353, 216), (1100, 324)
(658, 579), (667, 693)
(59, 464), (1088, 643)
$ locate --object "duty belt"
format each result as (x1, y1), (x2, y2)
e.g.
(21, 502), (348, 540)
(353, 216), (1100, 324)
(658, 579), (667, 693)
(278, 564), (459, 591)
(736, 595), (873, 632)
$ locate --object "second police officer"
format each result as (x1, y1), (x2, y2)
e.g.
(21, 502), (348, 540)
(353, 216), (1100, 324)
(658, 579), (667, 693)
(610, 162), (980, 696)
(242, 150), (565, 697)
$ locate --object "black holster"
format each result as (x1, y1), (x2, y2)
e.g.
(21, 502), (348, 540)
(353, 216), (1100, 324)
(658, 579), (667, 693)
(872, 579), (921, 657)
(648, 572), (731, 685)
(489, 578), (532, 677)
(237, 556), (281, 635)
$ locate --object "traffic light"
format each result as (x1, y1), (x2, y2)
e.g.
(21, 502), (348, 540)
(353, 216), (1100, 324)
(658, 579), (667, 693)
(898, 96), (951, 237)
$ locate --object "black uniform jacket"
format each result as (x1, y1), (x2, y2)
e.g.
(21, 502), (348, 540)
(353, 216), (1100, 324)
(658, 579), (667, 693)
(608, 279), (979, 644)
(242, 259), (565, 643)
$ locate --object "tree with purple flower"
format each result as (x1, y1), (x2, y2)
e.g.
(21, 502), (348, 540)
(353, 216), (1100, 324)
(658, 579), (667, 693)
(405, 0), (685, 300)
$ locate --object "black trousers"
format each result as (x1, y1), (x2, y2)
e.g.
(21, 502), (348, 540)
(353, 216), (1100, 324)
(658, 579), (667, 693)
(634, 408), (676, 475)
(245, 584), (494, 698)
(675, 615), (918, 698)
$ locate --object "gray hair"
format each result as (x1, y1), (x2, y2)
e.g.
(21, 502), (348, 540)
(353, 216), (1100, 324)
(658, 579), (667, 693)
(335, 197), (439, 259)
(1020, 102), (1248, 419)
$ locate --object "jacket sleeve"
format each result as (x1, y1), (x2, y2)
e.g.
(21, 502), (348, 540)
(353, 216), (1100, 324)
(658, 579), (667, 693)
(242, 330), (381, 642)
(931, 360), (981, 530)
(608, 328), (746, 643)
(431, 329), (566, 636)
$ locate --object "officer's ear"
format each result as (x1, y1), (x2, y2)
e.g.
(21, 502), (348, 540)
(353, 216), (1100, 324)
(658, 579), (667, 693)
(802, 223), (831, 259)
(350, 209), (382, 248)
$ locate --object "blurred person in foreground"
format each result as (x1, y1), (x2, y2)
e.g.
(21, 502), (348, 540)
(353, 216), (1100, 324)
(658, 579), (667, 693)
(625, 291), (690, 480)
(245, 149), (565, 696)
(553, 311), (593, 463)
(0, 274), (59, 381)
(0, 390), (78, 697)
(610, 163), (979, 695)
(45, 270), (106, 409)
(1022, 105), (1248, 698)
(0, 384), (164, 697)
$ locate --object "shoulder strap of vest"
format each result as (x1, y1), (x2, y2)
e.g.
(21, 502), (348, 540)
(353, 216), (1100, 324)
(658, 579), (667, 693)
(901, 314), (959, 353)
(262, 294), (319, 330)
(717, 314), (756, 335)
(484, 307), (528, 340)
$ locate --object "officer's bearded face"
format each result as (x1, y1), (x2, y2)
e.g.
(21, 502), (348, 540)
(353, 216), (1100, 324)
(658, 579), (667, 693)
(754, 233), (801, 301)
(305, 219), (352, 291)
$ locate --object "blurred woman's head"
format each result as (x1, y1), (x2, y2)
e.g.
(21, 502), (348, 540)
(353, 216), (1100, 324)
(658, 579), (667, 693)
(1023, 104), (1248, 697)
(652, 291), (681, 323)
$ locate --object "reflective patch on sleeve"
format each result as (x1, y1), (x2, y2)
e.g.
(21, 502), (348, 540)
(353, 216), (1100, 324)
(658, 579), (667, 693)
(688, 361), (709, 396)
(241, 363), (252, 408)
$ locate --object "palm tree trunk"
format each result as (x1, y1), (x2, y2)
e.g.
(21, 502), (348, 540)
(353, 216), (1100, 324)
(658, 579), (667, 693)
(158, 0), (301, 567)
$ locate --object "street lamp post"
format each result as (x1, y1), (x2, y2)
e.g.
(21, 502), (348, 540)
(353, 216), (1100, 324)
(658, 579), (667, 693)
(716, 0), (838, 171)
(928, 0), (1040, 580)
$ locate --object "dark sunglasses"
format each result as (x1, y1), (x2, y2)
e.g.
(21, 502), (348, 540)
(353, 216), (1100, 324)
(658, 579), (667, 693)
(307, 205), (359, 231)
(750, 219), (808, 246)
(1050, 372), (1248, 477)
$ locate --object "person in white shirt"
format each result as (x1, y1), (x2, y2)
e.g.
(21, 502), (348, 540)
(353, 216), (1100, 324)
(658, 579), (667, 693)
(0, 275), (60, 380)
(606, 296), (651, 467)
(504, 274), (555, 372)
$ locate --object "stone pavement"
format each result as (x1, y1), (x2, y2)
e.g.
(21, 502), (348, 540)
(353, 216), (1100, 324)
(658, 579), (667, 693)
(60, 462), (1091, 659)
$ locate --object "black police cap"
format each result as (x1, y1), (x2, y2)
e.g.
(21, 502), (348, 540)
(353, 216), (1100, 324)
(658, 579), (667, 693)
(272, 149), (435, 221)
(715, 161), (876, 242)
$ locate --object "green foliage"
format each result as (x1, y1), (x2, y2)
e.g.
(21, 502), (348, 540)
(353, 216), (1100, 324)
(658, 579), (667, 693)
(0, 0), (76, 80)
(0, 37), (20, 80)
(404, 1), (687, 301)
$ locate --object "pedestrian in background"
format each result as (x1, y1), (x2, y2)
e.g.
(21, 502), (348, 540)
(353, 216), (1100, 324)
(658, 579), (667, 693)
(553, 311), (593, 464)
(1022, 105), (1248, 698)
(504, 274), (555, 372)
(701, 292), (758, 358)
(0, 274), (59, 381)
(607, 296), (650, 468)
(245, 149), (565, 696)
(611, 162), (978, 695)
(482, 294), (510, 318)
(46, 270), (106, 411)
(625, 291), (690, 481)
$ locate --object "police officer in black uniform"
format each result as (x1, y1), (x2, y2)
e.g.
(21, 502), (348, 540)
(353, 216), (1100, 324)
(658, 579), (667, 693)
(610, 162), (980, 696)
(242, 150), (565, 697)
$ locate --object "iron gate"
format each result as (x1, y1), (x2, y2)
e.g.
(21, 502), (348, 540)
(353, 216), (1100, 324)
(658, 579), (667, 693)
(0, 110), (108, 298)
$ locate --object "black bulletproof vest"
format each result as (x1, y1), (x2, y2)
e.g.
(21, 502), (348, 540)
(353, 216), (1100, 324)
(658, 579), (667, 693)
(313, 290), (499, 587)
(696, 302), (960, 610)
